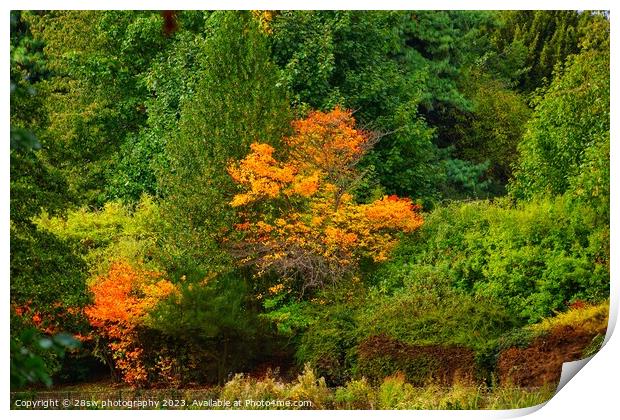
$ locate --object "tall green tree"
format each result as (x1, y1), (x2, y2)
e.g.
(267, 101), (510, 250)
(482, 10), (608, 92)
(509, 47), (609, 205)
(450, 69), (531, 188)
(27, 11), (170, 205)
(157, 11), (292, 279)
(268, 11), (498, 203)
(10, 11), (89, 322)
(10, 12), (90, 387)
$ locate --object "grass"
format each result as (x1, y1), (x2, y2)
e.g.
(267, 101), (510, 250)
(530, 301), (609, 335)
(12, 373), (555, 410)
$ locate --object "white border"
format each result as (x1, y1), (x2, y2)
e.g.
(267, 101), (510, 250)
(3, 2), (617, 419)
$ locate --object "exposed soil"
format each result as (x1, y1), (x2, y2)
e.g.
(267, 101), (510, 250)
(496, 325), (600, 387)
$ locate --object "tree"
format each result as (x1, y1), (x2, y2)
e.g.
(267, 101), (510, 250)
(227, 108), (424, 291)
(268, 11), (440, 202)
(149, 271), (263, 385)
(157, 11), (292, 280)
(450, 69), (531, 188)
(509, 47), (609, 203)
(26, 11), (170, 205)
(107, 11), (211, 203)
(10, 10), (90, 335)
(85, 261), (176, 386)
(10, 11), (90, 387)
(482, 10), (608, 92)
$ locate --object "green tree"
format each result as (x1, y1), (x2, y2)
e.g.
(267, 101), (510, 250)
(10, 11), (90, 386)
(107, 11), (211, 203)
(157, 11), (292, 279)
(450, 69), (531, 188)
(268, 11), (500, 203)
(150, 272), (263, 384)
(509, 47), (609, 203)
(27, 11), (170, 205)
(482, 10), (608, 92)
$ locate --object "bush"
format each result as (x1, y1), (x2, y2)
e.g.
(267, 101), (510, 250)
(356, 335), (476, 386)
(530, 300), (609, 335)
(219, 373), (287, 409)
(377, 373), (410, 409)
(148, 271), (265, 385)
(35, 194), (164, 277)
(333, 377), (376, 409)
(510, 48), (609, 201)
(295, 297), (359, 386)
(218, 364), (330, 409)
(286, 364), (331, 409)
(383, 197), (609, 323)
(358, 277), (516, 350)
(297, 269), (515, 386)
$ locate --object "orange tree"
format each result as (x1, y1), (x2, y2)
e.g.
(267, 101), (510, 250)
(227, 107), (424, 292)
(84, 261), (176, 386)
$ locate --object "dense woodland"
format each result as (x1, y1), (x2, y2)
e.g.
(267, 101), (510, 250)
(10, 10), (610, 409)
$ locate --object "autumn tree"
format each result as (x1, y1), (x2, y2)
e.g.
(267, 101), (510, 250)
(85, 262), (176, 386)
(227, 108), (424, 291)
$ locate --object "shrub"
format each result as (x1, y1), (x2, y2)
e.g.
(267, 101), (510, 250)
(35, 194), (164, 277)
(84, 261), (177, 387)
(295, 295), (359, 386)
(219, 373), (287, 409)
(149, 271), (266, 385)
(358, 280), (516, 350)
(356, 335), (476, 386)
(218, 365), (330, 409)
(383, 197), (609, 323)
(333, 377), (376, 409)
(530, 301), (609, 335)
(377, 373), (412, 409)
(286, 364), (331, 409)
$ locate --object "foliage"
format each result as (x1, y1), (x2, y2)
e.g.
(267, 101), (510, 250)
(219, 364), (330, 409)
(149, 271), (264, 385)
(10, 11), (91, 390)
(386, 197), (609, 323)
(158, 10), (292, 280)
(358, 281), (516, 351)
(10, 228), (90, 334)
(333, 377), (376, 409)
(26, 11), (172, 205)
(10, 10), (609, 397)
(450, 69), (531, 185)
(482, 10), (608, 91)
(228, 108), (423, 288)
(530, 301), (609, 335)
(35, 195), (164, 277)
(439, 157), (493, 199)
(294, 286), (361, 385)
(10, 11), (47, 151)
(10, 327), (81, 390)
(268, 11), (459, 202)
(110, 12), (211, 203)
(510, 48), (609, 204)
(85, 261), (177, 386)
